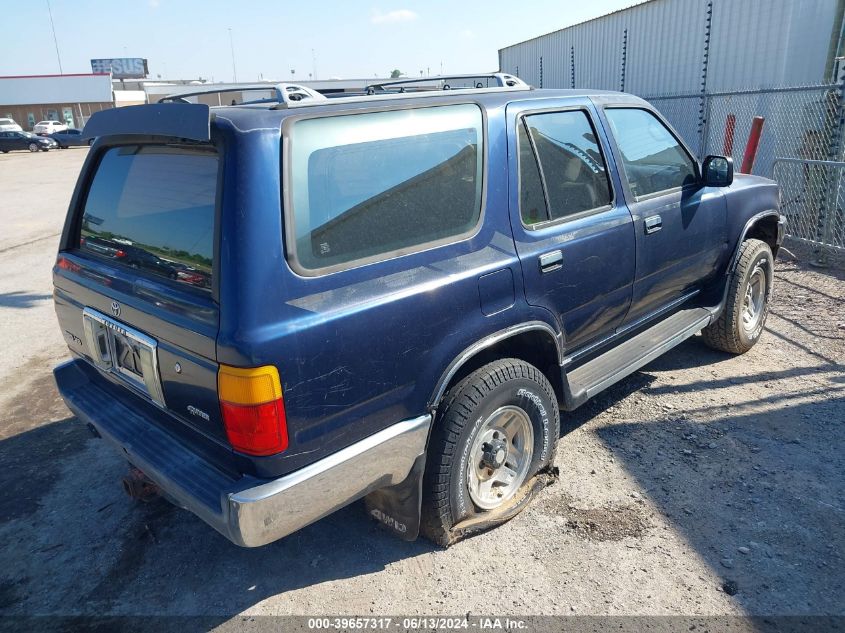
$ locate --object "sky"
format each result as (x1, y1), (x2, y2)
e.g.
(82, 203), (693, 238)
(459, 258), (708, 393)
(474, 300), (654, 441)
(1, 0), (638, 82)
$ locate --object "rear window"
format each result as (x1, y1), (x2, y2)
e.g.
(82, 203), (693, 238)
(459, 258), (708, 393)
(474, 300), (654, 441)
(77, 145), (217, 292)
(287, 104), (484, 273)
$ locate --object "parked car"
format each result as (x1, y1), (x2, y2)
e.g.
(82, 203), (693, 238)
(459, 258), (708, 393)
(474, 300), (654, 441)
(33, 120), (68, 134)
(0, 130), (58, 152)
(53, 74), (783, 548)
(49, 128), (91, 148)
(0, 117), (23, 132)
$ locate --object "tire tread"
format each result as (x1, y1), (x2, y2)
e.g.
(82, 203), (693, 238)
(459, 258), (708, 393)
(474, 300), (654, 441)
(701, 238), (771, 354)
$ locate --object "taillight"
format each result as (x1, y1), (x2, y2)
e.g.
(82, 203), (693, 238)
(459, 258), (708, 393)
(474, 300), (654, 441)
(218, 364), (288, 456)
(56, 255), (81, 273)
(115, 249), (126, 258)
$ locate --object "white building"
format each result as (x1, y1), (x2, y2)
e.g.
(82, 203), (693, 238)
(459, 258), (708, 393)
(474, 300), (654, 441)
(0, 73), (114, 130)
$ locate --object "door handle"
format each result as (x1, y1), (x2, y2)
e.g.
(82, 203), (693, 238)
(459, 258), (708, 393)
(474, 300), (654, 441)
(539, 250), (563, 273)
(644, 215), (662, 234)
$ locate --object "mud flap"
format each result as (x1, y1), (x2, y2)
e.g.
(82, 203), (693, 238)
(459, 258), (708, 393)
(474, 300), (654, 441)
(445, 465), (559, 546)
(364, 453), (426, 541)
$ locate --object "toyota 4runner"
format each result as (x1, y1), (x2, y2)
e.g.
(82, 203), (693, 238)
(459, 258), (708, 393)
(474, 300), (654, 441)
(53, 74), (784, 547)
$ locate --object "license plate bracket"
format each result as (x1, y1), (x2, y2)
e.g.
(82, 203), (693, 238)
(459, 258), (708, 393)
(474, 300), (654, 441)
(81, 307), (166, 407)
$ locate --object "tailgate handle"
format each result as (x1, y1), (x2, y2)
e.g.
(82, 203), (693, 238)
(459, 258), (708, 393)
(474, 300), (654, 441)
(539, 250), (563, 273)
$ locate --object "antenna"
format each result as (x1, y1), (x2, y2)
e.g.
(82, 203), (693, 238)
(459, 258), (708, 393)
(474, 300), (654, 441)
(228, 28), (237, 83)
(46, 0), (63, 74)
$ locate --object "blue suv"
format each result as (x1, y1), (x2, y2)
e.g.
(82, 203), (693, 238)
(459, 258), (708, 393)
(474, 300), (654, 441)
(53, 74), (784, 547)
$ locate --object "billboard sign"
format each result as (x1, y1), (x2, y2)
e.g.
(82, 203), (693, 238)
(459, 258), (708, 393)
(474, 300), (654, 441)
(91, 58), (149, 79)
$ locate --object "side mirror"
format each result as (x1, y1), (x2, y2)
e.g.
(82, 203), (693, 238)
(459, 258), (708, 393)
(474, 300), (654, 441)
(702, 155), (734, 187)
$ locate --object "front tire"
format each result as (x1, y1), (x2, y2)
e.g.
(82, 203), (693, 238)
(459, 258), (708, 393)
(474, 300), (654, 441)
(702, 238), (773, 354)
(28, 143), (38, 152)
(420, 358), (559, 546)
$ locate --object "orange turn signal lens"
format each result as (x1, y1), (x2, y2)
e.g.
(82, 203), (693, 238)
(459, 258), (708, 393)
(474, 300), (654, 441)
(218, 364), (288, 456)
(218, 364), (283, 405)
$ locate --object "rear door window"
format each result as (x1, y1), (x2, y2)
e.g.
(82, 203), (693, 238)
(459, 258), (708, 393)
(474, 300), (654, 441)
(520, 110), (613, 224)
(77, 145), (217, 292)
(286, 104), (484, 273)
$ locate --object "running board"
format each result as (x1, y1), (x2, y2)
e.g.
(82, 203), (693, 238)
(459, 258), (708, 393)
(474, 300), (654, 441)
(562, 307), (712, 410)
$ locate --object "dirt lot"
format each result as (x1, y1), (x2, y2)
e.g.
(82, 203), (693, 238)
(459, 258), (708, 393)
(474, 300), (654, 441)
(0, 149), (843, 625)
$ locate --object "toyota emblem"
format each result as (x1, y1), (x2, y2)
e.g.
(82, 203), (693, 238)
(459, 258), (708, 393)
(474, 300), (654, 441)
(110, 300), (121, 317)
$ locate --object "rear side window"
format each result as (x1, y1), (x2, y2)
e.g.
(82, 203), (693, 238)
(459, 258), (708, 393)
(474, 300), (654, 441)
(604, 108), (697, 198)
(521, 110), (612, 224)
(77, 145), (217, 292)
(287, 104), (484, 273)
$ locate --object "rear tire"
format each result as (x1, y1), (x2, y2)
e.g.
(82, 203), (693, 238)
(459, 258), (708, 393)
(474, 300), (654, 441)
(701, 238), (773, 354)
(420, 358), (559, 546)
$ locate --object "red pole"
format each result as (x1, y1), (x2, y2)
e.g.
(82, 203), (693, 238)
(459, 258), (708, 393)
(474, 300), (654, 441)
(740, 116), (765, 174)
(723, 113), (736, 156)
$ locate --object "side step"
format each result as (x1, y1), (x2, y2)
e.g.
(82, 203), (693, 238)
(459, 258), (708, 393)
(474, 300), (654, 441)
(562, 307), (712, 410)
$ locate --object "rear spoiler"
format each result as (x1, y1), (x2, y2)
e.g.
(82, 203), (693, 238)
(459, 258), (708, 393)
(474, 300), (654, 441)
(82, 103), (211, 142)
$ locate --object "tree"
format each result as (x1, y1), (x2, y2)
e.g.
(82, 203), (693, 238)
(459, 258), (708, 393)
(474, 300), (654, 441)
(390, 69), (403, 78)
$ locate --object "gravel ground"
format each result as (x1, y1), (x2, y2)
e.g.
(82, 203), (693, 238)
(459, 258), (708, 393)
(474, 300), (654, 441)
(0, 150), (843, 624)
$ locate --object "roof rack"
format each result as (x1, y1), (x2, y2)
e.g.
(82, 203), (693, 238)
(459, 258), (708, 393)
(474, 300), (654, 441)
(155, 73), (532, 110)
(365, 73), (528, 93)
(159, 83), (326, 106)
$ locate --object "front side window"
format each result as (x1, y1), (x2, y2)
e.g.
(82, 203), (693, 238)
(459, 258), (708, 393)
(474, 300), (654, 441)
(519, 110), (612, 225)
(604, 108), (697, 198)
(287, 104), (484, 272)
(77, 145), (217, 292)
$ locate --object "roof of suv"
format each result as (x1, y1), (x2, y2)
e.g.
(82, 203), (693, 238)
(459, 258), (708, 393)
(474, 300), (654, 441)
(210, 88), (649, 129)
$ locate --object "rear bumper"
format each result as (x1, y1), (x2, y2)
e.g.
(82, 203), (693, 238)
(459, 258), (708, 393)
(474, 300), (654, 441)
(54, 359), (431, 547)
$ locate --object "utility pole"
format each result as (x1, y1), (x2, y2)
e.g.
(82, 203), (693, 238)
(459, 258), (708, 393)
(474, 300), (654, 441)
(46, 0), (63, 74)
(312, 48), (317, 81)
(228, 28), (238, 83)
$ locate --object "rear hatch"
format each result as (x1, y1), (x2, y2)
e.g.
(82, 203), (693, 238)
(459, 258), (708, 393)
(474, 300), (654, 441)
(53, 139), (226, 446)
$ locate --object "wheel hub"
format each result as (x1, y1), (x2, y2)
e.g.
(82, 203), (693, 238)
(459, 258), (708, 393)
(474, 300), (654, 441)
(741, 263), (767, 334)
(480, 439), (507, 470)
(466, 405), (534, 510)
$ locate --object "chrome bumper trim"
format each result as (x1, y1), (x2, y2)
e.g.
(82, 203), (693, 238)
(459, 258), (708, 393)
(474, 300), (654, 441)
(226, 414), (432, 547)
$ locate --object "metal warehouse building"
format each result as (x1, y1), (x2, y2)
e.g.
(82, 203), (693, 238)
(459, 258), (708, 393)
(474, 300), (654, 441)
(499, 0), (844, 93)
(500, 0), (845, 258)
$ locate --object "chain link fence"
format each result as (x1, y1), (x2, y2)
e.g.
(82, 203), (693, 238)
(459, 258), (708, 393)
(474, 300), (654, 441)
(774, 158), (845, 253)
(644, 83), (845, 260)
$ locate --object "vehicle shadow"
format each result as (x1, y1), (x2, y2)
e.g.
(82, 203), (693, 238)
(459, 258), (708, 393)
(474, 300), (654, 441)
(591, 392), (845, 615)
(0, 291), (53, 309)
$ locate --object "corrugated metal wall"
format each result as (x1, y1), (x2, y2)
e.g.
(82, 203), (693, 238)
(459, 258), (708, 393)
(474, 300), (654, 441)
(499, 0), (840, 93)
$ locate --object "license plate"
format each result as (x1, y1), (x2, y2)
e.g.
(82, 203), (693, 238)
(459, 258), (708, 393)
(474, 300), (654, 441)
(81, 307), (166, 407)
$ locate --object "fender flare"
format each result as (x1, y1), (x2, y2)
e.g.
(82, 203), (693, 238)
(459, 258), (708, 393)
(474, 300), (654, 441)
(728, 210), (783, 274)
(426, 320), (564, 411)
